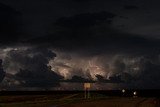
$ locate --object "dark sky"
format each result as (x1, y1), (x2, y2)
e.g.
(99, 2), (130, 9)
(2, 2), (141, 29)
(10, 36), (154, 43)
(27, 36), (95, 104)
(1, 0), (160, 39)
(0, 0), (160, 90)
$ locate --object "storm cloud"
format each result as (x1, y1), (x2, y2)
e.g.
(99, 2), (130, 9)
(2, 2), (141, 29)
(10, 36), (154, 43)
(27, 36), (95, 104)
(3, 47), (63, 88)
(26, 10), (160, 58)
(0, 0), (160, 90)
(0, 59), (5, 83)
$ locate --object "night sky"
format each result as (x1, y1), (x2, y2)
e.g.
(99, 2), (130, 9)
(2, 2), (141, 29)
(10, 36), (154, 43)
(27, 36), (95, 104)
(0, 0), (160, 90)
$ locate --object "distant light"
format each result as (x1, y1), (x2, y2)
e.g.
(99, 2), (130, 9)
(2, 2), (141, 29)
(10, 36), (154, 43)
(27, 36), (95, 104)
(133, 91), (137, 96)
(122, 89), (125, 93)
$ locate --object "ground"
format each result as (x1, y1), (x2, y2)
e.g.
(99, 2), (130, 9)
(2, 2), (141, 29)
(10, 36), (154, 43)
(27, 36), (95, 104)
(0, 92), (159, 107)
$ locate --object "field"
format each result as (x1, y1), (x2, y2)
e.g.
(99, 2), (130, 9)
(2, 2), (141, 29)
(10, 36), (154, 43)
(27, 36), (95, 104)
(0, 91), (159, 107)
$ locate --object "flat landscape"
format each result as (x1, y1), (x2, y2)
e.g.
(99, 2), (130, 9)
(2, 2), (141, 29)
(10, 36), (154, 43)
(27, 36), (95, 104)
(0, 91), (159, 107)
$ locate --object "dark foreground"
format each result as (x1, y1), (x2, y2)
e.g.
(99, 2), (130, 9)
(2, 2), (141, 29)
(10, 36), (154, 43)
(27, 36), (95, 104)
(0, 90), (160, 107)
